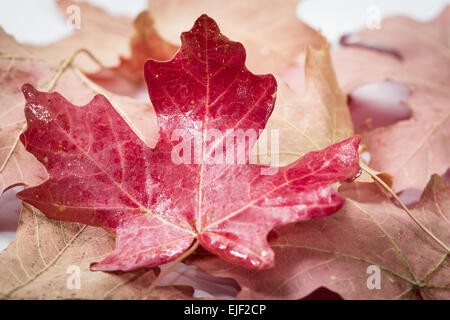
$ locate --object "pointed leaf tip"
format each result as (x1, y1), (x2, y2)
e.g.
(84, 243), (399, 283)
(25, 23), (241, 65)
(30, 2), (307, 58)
(22, 83), (37, 99)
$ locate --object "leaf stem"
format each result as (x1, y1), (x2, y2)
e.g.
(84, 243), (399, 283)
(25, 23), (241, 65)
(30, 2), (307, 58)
(45, 50), (80, 91)
(144, 240), (199, 299)
(46, 47), (136, 92)
(68, 48), (137, 83)
(360, 162), (449, 253)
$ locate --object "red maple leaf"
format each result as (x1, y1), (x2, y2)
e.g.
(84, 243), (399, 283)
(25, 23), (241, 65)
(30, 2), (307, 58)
(18, 15), (361, 271)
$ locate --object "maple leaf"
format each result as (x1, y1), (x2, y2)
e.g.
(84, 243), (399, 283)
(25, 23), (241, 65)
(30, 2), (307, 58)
(17, 15), (361, 272)
(0, 204), (194, 299)
(190, 175), (450, 300)
(332, 6), (450, 192)
(148, 0), (326, 75)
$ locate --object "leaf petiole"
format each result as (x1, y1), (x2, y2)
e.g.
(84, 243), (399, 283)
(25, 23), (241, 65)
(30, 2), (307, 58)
(360, 161), (449, 253)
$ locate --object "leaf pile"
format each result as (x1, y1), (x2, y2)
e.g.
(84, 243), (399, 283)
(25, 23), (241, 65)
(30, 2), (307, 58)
(0, 1), (448, 300)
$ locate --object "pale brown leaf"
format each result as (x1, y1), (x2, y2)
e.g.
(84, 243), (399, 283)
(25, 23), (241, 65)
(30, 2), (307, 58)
(0, 204), (193, 299)
(190, 176), (450, 300)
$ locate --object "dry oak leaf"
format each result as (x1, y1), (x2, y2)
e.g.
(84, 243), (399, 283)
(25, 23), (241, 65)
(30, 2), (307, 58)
(0, 204), (194, 299)
(17, 15), (361, 272)
(190, 175), (450, 300)
(0, 27), (158, 195)
(332, 6), (450, 192)
(149, 0), (326, 75)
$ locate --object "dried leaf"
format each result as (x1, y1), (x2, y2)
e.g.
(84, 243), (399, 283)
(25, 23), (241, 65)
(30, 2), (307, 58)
(333, 7), (450, 191)
(0, 204), (194, 299)
(190, 175), (450, 300)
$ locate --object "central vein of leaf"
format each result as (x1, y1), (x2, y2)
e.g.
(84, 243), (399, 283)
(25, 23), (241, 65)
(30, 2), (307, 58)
(197, 18), (209, 234)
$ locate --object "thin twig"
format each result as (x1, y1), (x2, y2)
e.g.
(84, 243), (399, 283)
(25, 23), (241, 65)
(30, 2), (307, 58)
(71, 48), (138, 83)
(45, 50), (79, 91)
(47, 47), (133, 91)
(360, 162), (449, 253)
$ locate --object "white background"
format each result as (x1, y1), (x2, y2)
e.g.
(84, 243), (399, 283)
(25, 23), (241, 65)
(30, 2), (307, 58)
(0, 0), (448, 45)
